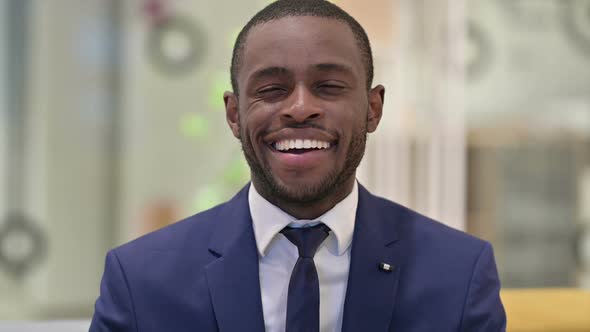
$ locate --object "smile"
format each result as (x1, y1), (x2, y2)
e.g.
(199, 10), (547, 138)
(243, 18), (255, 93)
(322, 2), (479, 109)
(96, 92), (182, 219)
(273, 139), (332, 152)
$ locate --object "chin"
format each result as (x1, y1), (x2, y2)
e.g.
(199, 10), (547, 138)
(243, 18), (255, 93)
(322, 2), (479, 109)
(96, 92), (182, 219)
(271, 174), (340, 203)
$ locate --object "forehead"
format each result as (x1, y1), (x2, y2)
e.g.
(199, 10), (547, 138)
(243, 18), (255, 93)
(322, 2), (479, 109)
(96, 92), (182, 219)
(239, 16), (363, 84)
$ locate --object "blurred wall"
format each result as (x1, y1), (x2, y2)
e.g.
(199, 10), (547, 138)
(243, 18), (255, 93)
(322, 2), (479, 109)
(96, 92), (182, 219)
(0, 0), (117, 319)
(0, 0), (7, 217)
(118, 0), (257, 241)
(466, 0), (590, 288)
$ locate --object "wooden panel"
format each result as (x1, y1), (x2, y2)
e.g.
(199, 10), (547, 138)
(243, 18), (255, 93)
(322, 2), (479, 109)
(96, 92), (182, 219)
(501, 289), (590, 332)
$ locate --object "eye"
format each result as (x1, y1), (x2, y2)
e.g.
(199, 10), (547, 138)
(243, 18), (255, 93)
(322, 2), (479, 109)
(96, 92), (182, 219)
(316, 82), (346, 95)
(256, 85), (287, 100)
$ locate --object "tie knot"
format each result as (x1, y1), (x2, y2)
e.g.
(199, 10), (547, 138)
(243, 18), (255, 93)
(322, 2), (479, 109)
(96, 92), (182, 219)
(281, 223), (331, 258)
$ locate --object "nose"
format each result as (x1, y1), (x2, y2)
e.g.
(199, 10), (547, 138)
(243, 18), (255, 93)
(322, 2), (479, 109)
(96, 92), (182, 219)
(281, 84), (323, 124)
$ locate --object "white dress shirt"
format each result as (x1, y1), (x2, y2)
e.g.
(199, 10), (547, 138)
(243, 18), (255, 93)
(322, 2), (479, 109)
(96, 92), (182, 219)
(248, 181), (358, 332)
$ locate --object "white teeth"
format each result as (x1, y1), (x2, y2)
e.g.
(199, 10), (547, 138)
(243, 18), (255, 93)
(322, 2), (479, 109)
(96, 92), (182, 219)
(274, 139), (332, 151)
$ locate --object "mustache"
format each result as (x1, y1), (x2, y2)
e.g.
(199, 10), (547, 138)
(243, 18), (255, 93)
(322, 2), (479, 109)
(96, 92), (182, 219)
(262, 122), (338, 136)
(283, 122), (325, 130)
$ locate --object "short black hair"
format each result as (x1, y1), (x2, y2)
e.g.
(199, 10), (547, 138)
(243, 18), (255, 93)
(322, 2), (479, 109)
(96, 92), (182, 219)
(230, 0), (374, 95)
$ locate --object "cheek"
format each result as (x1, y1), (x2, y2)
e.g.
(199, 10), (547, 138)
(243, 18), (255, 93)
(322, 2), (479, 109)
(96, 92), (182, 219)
(243, 104), (278, 135)
(337, 109), (368, 149)
(337, 105), (367, 130)
(240, 111), (268, 151)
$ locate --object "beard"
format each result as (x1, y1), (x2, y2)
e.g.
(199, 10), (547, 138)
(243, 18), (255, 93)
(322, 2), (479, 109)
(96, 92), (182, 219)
(239, 114), (368, 205)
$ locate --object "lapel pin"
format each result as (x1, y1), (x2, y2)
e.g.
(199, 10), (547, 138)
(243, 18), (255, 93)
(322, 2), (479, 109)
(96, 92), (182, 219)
(379, 262), (394, 272)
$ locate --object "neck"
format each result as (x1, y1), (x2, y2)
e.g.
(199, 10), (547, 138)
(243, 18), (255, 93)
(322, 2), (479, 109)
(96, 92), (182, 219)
(252, 177), (356, 220)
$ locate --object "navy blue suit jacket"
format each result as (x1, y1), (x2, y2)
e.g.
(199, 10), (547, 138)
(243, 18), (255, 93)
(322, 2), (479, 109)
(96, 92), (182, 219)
(90, 184), (506, 331)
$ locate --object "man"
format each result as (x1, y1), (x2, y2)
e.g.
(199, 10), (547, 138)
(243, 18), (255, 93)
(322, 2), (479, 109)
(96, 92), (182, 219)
(90, 0), (506, 331)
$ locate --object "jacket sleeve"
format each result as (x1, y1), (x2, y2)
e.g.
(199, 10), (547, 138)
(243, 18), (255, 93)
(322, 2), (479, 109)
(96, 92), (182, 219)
(459, 242), (507, 332)
(89, 250), (138, 332)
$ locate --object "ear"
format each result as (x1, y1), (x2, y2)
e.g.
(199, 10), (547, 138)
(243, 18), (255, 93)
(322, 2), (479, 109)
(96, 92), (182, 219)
(367, 84), (385, 133)
(224, 91), (241, 139)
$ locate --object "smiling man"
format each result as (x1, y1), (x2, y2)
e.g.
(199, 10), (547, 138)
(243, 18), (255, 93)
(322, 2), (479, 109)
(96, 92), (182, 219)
(90, 1), (506, 331)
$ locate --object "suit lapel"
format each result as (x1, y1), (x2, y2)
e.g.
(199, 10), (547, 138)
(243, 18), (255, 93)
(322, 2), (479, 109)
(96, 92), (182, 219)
(205, 184), (266, 332)
(342, 185), (408, 332)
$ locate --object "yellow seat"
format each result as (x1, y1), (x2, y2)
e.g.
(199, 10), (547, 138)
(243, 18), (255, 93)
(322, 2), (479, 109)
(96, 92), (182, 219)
(501, 289), (590, 332)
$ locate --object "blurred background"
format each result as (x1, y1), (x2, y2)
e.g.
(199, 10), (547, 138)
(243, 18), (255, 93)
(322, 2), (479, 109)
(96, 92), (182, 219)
(1, 0), (589, 322)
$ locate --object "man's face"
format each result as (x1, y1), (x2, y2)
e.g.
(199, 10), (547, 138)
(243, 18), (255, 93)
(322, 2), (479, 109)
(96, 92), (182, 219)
(225, 16), (383, 205)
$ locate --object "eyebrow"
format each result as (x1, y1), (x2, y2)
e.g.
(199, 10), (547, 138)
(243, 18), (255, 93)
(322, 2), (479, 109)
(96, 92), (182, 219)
(248, 66), (290, 83)
(313, 63), (355, 75)
(246, 63), (356, 87)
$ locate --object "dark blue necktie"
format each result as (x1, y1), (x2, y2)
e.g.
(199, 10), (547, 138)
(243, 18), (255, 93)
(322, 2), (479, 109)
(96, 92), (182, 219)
(280, 223), (331, 332)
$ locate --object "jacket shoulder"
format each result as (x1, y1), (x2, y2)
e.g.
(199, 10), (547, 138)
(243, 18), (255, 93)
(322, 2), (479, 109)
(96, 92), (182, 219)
(371, 193), (488, 254)
(113, 201), (226, 259)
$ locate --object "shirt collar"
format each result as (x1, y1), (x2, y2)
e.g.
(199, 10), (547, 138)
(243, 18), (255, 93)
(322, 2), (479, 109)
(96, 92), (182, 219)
(248, 181), (358, 257)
